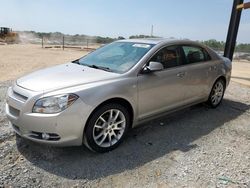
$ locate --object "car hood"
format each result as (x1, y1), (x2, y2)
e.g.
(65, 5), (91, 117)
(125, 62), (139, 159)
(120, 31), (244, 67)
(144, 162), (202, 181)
(17, 63), (119, 92)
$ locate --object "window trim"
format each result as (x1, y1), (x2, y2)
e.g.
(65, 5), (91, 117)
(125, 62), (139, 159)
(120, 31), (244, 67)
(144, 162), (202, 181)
(181, 45), (212, 65)
(139, 45), (183, 74)
(138, 44), (213, 75)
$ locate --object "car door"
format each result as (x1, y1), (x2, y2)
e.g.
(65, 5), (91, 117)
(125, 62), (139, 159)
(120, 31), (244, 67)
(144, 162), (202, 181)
(180, 45), (217, 103)
(137, 45), (189, 119)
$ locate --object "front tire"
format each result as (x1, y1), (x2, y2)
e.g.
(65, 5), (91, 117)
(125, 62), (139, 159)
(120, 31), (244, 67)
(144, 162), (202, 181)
(84, 103), (130, 153)
(207, 78), (225, 108)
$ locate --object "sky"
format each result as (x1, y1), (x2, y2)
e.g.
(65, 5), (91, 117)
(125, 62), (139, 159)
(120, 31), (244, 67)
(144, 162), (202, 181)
(0, 0), (250, 43)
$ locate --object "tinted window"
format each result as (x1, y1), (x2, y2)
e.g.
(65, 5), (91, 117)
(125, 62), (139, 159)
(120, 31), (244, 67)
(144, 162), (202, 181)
(203, 48), (212, 60)
(150, 46), (181, 69)
(182, 46), (208, 64)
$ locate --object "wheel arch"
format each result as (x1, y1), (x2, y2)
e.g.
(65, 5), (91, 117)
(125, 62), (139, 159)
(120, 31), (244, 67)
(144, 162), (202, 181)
(207, 75), (227, 101)
(83, 97), (134, 134)
(215, 75), (227, 86)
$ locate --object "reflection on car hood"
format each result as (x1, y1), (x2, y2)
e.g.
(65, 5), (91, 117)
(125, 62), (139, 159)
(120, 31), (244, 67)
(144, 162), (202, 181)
(17, 63), (119, 92)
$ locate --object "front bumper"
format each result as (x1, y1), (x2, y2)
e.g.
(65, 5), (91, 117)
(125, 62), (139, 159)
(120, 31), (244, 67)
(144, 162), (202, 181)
(5, 84), (92, 146)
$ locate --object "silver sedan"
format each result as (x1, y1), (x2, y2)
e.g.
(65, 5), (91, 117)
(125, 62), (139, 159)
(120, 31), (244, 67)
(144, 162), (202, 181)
(6, 39), (232, 152)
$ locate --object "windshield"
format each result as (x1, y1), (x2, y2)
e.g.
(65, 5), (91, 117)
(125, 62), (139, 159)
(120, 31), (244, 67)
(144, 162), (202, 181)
(78, 42), (154, 73)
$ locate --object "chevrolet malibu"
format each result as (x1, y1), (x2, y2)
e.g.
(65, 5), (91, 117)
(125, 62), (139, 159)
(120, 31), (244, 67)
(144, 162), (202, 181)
(6, 39), (232, 152)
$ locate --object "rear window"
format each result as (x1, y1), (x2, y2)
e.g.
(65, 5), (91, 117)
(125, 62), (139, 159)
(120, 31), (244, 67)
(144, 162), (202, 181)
(182, 46), (211, 64)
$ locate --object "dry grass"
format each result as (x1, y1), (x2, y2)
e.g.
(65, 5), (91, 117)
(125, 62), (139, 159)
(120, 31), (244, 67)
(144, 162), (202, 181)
(0, 44), (87, 81)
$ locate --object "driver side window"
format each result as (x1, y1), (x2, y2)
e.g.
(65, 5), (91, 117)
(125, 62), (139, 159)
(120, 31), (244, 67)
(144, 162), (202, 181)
(150, 46), (181, 69)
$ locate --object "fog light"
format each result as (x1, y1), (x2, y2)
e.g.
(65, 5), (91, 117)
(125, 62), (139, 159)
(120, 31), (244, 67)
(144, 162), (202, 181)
(42, 133), (50, 140)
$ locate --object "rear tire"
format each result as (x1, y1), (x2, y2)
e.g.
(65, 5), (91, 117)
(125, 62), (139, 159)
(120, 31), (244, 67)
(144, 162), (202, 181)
(84, 103), (130, 153)
(207, 78), (225, 108)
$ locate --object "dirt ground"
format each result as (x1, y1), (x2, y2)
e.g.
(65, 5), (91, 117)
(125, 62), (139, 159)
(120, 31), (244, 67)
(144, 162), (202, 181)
(0, 44), (250, 187)
(0, 44), (86, 81)
(231, 61), (250, 86)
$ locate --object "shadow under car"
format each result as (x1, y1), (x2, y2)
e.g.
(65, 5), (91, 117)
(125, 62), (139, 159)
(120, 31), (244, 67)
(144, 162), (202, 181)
(16, 98), (250, 180)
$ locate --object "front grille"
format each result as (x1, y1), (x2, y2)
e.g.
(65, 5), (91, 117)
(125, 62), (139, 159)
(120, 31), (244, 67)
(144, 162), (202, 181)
(12, 90), (28, 102)
(9, 105), (20, 117)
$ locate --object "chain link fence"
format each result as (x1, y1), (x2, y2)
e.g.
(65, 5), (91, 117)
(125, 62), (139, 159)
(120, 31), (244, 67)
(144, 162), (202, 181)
(41, 35), (102, 50)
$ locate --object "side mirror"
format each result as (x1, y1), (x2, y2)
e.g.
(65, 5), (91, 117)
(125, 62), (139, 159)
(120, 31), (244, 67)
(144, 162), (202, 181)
(142, 61), (164, 73)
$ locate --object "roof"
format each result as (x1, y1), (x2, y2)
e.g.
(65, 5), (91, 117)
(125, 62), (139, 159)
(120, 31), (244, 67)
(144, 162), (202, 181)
(119, 38), (194, 45)
(120, 38), (171, 44)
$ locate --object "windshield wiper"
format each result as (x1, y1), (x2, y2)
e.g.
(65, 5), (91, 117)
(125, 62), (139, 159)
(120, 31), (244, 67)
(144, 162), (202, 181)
(72, 61), (113, 72)
(88, 64), (112, 72)
(72, 59), (80, 64)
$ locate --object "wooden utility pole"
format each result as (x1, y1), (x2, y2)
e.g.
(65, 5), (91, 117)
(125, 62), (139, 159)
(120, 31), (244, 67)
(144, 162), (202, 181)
(62, 35), (65, 50)
(42, 36), (44, 48)
(151, 25), (154, 37)
(237, 2), (250, 9)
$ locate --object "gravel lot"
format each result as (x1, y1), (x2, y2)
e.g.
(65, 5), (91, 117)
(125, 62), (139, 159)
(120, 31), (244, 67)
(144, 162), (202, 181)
(0, 44), (250, 187)
(0, 80), (250, 188)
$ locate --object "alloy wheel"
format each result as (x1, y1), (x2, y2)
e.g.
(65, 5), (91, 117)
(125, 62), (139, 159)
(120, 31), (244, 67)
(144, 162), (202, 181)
(211, 81), (224, 106)
(92, 109), (126, 148)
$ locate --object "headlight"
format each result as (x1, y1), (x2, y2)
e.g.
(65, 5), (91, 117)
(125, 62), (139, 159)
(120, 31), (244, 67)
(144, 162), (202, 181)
(32, 94), (78, 114)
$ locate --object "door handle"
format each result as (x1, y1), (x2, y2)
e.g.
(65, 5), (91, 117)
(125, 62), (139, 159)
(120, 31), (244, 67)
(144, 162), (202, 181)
(209, 65), (217, 71)
(177, 72), (185, 78)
